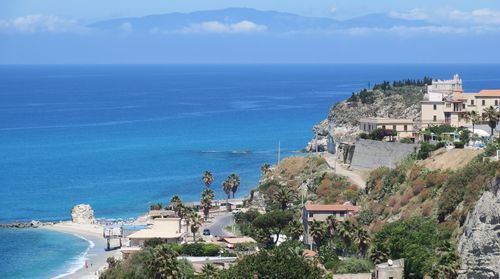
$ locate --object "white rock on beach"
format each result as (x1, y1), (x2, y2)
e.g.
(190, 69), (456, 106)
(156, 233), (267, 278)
(71, 204), (96, 224)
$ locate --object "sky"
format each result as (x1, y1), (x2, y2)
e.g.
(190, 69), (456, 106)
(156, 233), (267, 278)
(1, 0), (500, 63)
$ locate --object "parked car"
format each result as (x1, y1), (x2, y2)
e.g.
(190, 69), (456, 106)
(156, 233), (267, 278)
(203, 229), (211, 236)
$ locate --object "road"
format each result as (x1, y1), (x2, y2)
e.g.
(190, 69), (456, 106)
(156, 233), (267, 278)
(204, 212), (234, 237)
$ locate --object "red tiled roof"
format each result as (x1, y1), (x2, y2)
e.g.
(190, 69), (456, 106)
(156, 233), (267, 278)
(303, 249), (317, 257)
(304, 204), (360, 212)
(476, 90), (500, 97)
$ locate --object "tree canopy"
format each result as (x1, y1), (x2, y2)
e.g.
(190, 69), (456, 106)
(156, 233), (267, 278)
(371, 217), (459, 278)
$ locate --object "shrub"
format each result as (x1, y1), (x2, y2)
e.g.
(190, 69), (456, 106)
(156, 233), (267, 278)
(454, 142), (465, 149)
(318, 244), (339, 265)
(316, 156), (327, 166)
(411, 179), (425, 195)
(324, 260), (338, 270)
(334, 258), (373, 274)
(234, 242), (257, 252)
(392, 202), (401, 213)
(420, 188), (431, 201)
(435, 141), (446, 149)
(202, 243), (222, 256)
(387, 197), (397, 207)
(400, 192), (412, 206)
(422, 202), (433, 216)
(417, 142), (436, 160)
(400, 138), (413, 144)
(357, 209), (377, 226)
(150, 203), (162, 210)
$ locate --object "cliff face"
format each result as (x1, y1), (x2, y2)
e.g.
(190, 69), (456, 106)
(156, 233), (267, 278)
(306, 86), (424, 152)
(458, 186), (500, 279)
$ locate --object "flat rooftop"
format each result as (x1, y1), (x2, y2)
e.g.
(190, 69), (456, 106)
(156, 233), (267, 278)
(359, 118), (414, 124)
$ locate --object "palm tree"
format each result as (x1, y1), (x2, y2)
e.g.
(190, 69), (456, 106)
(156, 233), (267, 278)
(464, 110), (481, 135)
(202, 171), (214, 188)
(272, 185), (297, 210)
(222, 179), (232, 211)
(338, 221), (355, 251)
(201, 263), (219, 278)
(261, 163), (271, 175)
(369, 242), (389, 264)
(354, 226), (371, 258)
(200, 188), (214, 221)
(170, 195), (181, 212)
(431, 243), (460, 279)
(178, 205), (193, 232)
(229, 173), (240, 198)
(287, 219), (304, 241)
(326, 215), (338, 238)
(146, 244), (181, 279)
(309, 220), (327, 249)
(483, 106), (500, 136)
(190, 213), (203, 242)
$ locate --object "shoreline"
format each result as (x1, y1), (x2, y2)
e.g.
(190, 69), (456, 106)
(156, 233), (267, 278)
(43, 222), (119, 279)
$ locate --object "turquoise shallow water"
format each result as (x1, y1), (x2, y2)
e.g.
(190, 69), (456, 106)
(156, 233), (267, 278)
(1, 64), (500, 278)
(0, 229), (89, 278)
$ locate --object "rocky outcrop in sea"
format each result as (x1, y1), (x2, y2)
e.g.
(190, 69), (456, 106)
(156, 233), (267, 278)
(71, 204), (96, 224)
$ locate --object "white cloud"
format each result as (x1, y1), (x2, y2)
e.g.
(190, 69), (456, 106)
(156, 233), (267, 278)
(390, 8), (429, 20)
(0, 15), (78, 33)
(120, 22), (133, 32)
(338, 25), (495, 36)
(445, 8), (500, 25)
(181, 20), (267, 34)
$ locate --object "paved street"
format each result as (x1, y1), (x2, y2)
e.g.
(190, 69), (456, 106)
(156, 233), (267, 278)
(204, 212), (235, 237)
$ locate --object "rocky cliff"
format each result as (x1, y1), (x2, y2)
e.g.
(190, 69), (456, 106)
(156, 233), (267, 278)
(458, 185), (500, 279)
(306, 83), (425, 152)
(71, 204), (96, 224)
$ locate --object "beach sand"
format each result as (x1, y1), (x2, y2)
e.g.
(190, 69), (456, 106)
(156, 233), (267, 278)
(43, 222), (120, 279)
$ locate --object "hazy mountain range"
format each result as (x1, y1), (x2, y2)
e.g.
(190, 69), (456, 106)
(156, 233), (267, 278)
(88, 8), (428, 33)
(1, 7), (500, 63)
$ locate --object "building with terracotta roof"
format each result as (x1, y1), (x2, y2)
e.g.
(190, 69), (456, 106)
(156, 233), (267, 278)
(421, 75), (500, 131)
(302, 203), (360, 247)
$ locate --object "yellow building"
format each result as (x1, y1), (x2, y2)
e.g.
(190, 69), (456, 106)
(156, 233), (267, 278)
(421, 75), (500, 128)
(359, 118), (416, 140)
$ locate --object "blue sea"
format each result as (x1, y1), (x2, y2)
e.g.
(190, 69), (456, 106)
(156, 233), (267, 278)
(1, 64), (500, 278)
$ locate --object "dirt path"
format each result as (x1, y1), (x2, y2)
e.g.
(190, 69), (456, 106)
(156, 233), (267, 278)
(323, 153), (367, 189)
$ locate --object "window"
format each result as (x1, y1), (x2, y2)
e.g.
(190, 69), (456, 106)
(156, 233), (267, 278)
(471, 100), (474, 105)
(389, 277), (394, 279)
(496, 100), (499, 106)
(382, 125), (386, 129)
(446, 103), (451, 108)
(339, 212), (345, 217)
(393, 125), (397, 131)
(363, 124), (366, 130)
(462, 104), (466, 109)
(482, 100), (486, 106)
(308, 212), (314, 217)
(433, 115), (437, 121)
(433, 104), (437, 110)
(404, 125), (408, 131)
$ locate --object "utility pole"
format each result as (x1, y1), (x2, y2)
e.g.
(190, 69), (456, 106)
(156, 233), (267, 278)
(277, 140), (281, 163)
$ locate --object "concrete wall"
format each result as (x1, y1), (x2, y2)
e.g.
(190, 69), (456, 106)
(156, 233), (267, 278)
(350, 139), (416, 170)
